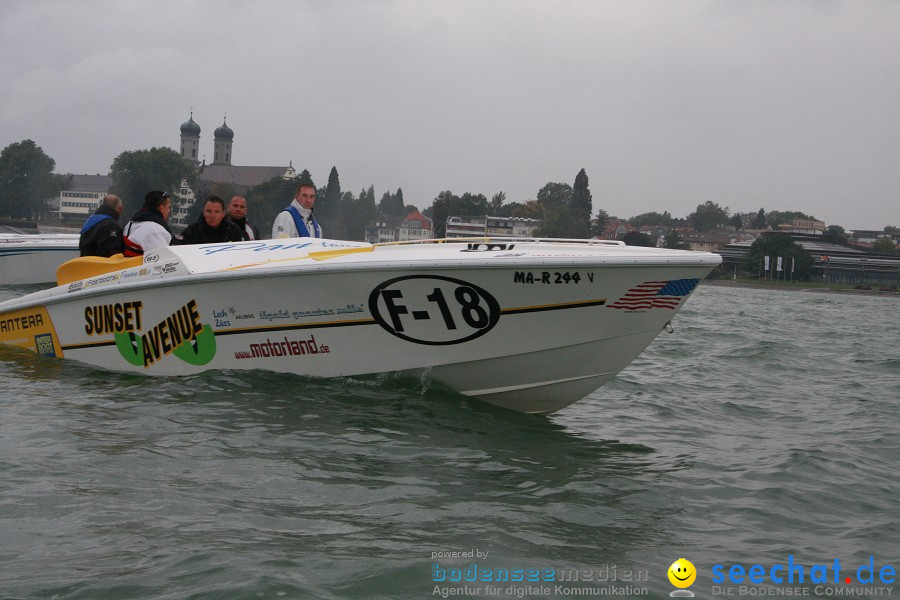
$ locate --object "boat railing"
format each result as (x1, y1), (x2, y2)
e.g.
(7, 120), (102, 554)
(373, 236), (626, 248)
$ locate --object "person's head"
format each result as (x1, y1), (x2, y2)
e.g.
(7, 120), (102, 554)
(294, 183), (316, 210)
(228, 196), (247, 221)
(203, 196), (226, 228)
(103, 194), (123, 216)
(144, 190), (171, 221)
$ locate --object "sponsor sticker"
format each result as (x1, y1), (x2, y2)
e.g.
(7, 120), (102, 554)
(0, 306), (61, 357)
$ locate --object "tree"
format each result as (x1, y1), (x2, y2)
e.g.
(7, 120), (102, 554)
(377, 188), (406, 215)
(622, 231), (653, 246)
(429, 190), (455, 238)
(629, 211), (672, 228)
(109, 147), (197, 217)
(535, 204), (580, 238)
(741, 234), (814, 280)
(823, 225), (847, 244)
(457, 192), (489, 216)
(490, 191), (506, 214)
(244, 175), (300, 235)
(687, 201), (729, 232)
(729, 213), (744, 229)
(536, 182), (573, 208)
(534, 182), (581, 237)
(665, 230), (690, 250)
(753, 208), (767, 230)
(378, 191), (394, 214)
(317, 166), (347, 239)
(872, 238), (897, 254)
(428, 190), (490, 237)
(297, 169), (315, 188)
(766, 210), (816, 228)
(509, 200), (544, 220)
(884, 225), (898, 233)
(591, 208), (610, 237)
(570, 168), (593, 238)
(0, 139), (64, 219)
(346, 187), (377, 241)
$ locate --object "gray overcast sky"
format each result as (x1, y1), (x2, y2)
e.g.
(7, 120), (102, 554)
(1, 0), (898, 230)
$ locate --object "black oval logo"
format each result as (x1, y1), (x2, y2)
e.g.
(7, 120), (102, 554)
(369, 275), (500, 345)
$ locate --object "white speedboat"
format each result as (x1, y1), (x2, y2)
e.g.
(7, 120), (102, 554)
(0, 232), (80, 285)
(0, 237), (719, 413)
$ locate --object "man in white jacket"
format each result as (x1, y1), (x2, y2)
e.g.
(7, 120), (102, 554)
(271, 183), (322, 239)
(123, 191), (173, 256)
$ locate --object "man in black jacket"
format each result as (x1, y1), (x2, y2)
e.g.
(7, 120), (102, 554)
(176, 196), (243, 245)
(227, 195), (261, 241)
(79, 194), (124, 256)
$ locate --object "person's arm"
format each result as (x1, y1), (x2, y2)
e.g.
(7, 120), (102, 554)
(143, 226), (175, 252)
(229, 221), (243, 242)
(272, 211), (295, 239)
(172, 224), (193, 246)
(95, 222), (124, 257)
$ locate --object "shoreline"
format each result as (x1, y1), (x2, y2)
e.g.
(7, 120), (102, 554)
(701, 279), (900, 298)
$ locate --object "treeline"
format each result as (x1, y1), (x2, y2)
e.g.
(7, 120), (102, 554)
(2, 139), (898, 249)
(0, 140), (66, 219)
(626, 205), (830, 234)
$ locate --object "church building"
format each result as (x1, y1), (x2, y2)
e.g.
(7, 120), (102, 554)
(173, 113), (296, 230)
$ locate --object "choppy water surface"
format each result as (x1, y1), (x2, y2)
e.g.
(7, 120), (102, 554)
(1, 285), (897, 599)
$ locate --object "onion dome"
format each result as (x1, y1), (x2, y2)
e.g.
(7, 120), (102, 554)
(180, 114), (201, 136)
(214, 117), (234, 140)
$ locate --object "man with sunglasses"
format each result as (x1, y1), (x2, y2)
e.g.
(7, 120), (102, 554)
(123, 190), (174, 256)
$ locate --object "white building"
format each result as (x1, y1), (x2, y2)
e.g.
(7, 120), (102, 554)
(446, 215), (541, 238)
(365, 210), (434, 244)
(52, 174), (113, 221)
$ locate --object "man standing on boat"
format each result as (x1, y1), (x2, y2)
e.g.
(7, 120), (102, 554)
(79, 194), (124, 257)
(176, 196), (243, 245)
(123, 190), (174, 256)
(227, 195), (261, 241)
(272, 183), (322, 239)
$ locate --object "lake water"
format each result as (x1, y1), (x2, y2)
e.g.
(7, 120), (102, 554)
(1, 284), (897, 599)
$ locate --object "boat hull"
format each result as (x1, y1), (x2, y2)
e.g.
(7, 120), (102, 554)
(0, 238), (718, 413)
(0, 234), (80, 285)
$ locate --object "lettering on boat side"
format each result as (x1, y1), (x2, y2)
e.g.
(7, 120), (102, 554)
(196, 240), (362, 255)
(369, 275), (500, 345)
(253, 304), (366, 321)
(87, 299), (217, 368)
(0, 306), (60, 357)
(84, 301), (144, 335)
(85, 271), (122, 288)
(462, 243), (515, 252)
(233, 334), (330, 360)
(1, 312), (44, 333)
(513, 271), (592, 284)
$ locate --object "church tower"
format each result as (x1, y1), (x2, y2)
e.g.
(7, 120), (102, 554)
(179, 112), (201, 164)
(213, 116), (234, 165)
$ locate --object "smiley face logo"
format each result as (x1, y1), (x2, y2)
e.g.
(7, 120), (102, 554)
(668, 558), (697, 588)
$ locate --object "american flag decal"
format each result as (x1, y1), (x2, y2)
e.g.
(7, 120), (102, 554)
(607, 278), (700, 310)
